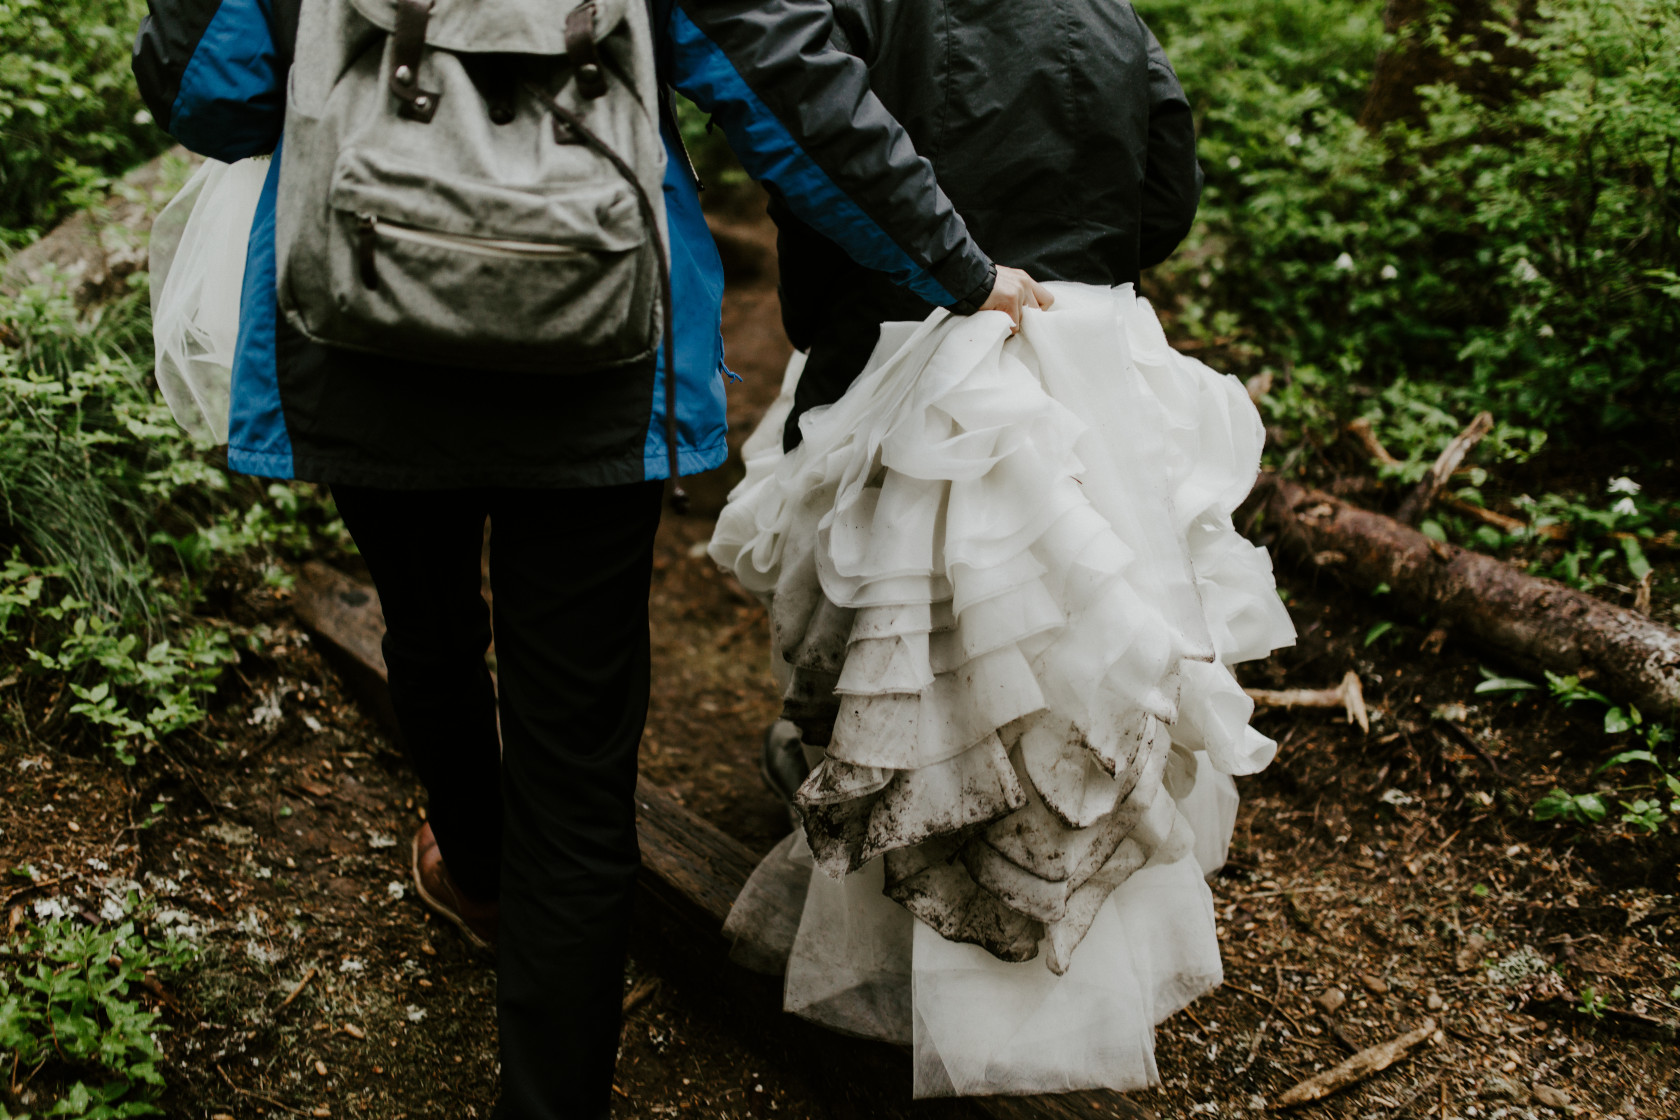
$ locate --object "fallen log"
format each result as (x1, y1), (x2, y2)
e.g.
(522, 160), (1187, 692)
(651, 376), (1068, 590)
(291, 562), (1154, 1120)
(1251, 475), (1680, 721)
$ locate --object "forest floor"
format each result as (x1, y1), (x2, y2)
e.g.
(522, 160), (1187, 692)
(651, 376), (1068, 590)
(3, 193), (1676, 1120)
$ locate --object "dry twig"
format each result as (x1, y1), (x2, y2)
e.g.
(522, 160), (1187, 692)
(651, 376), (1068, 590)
(1345, 418), (1402, 469)
(1247, 671), (1369, 733)
(216, 1064), (312, 1117)
(621, 976), (660, 1019)
(1396, 411), (1492, 526)
(275, 967), (319, 1016)
(1269, 1019), (1436, 1109)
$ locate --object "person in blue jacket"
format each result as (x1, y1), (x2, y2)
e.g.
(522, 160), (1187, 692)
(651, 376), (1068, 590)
(132, 1), (1048, 1117)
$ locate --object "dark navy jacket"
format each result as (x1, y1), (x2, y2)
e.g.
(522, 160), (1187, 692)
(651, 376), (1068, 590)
(133, 0), (996, 488)
(771, 0), (1204, 449)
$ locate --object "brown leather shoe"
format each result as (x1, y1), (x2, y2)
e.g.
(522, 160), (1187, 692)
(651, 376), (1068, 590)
(411, 823), (499, 954)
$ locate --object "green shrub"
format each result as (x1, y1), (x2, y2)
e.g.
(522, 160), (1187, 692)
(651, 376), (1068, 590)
(1144, 0), (1680, 436)
(0, 899), (198, 1119)
(0, 0), (164, 243)
(0, 279), (189, 620)
(0, 276), (339, 763)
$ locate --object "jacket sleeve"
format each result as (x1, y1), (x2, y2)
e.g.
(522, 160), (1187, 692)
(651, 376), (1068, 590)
(664, 0), (996, 314)
(1136, 16), (1203, 270)
(133, 0), (287, 161)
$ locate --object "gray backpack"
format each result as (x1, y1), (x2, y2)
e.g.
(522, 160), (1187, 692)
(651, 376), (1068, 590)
(276, 0), (670, 378)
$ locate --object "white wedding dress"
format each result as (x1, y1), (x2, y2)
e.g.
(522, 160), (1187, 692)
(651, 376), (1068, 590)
(709, 283), (1297, 1097)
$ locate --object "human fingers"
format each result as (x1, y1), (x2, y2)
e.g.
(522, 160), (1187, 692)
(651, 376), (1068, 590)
(1028, 276), (1055, 310)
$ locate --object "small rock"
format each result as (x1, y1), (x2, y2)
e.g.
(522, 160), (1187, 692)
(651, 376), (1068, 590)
(1427, 991), (1445, 1011)
(311, 1109), (331, 1119)
(1360, 973), (1389, 995)
(1316, 987), (1346, 1014)
(1481, 1075), (1529, 1103)
(1533, 1085), (1572, 1109)
(314, 1060), (328, 1077)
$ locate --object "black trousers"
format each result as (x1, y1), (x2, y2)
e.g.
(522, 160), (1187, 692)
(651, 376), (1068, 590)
(332, 481), (663, 1120)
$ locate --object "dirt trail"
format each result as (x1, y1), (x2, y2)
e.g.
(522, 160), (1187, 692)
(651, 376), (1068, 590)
(4, 198), (1675, 1120)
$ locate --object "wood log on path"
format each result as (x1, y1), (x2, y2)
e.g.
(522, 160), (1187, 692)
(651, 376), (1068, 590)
(292, 562), (1155, 1120)
(1251, 474), (1680, 720)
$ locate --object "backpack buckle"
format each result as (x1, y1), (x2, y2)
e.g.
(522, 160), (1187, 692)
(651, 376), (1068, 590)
(565, 3), (609, 100)
(390, 0), (442, 122)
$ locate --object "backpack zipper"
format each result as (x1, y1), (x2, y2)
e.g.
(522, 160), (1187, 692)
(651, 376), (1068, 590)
(359, 214), (587, 260)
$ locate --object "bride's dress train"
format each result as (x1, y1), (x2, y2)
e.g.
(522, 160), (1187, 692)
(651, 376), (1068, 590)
(709, 282), (1296, 1097)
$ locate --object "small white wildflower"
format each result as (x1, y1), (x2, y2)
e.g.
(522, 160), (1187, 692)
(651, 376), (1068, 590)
(1608, 476), (1642, 495)
(247, 688), (283, 728)
(1513, 257), (1540, 283)
(386, 881), (406, 901)
(1612, 497), (1638, 517)
(1538, 323), (1555, 338)
(1334, 252), (1355, 272)
(1285, 132), (1302, 148)
(1380, 263), (1398, 281)
(406, 1005), (427, 1023)
(1226, 154), (1242, 169)
(133, 109), (153, 126)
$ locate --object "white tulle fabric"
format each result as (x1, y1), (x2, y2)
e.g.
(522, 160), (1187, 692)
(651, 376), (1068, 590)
(148, 157), (268, 444)
(713, 283), (1295, 1097)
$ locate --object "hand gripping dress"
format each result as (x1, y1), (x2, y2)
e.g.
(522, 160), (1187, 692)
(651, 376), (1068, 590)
(709, 283), (1298, 1097)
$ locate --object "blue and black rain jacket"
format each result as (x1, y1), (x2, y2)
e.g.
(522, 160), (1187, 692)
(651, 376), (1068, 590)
(133, 0), (996, 488)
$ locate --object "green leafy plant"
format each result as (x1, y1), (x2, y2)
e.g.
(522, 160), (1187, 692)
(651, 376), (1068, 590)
(0, 898), (198, 1118)
(1533, 789), (1609, 826)
(0, 0), (166, 240)
(22, 594), (236, 764)
(1145, 0), (1680, 441)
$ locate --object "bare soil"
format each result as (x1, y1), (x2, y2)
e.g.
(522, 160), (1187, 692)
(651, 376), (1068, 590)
(4, 196), (1676, 1120)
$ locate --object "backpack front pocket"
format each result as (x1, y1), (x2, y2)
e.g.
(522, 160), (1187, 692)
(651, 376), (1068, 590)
(310, 148), (658, 373)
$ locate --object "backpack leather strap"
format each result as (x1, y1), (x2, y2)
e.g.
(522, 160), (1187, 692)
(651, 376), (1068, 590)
(565, 3), (608, 100)
(389, 0), (441, 122)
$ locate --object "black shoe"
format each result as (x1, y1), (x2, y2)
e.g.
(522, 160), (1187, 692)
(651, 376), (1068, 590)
(760, 719), (810, 813)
